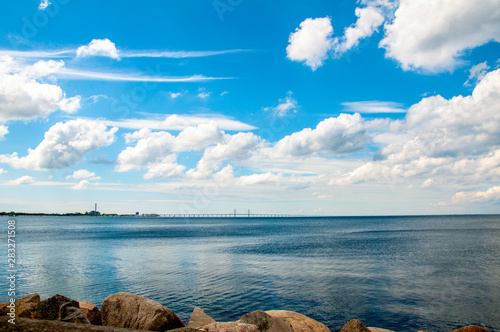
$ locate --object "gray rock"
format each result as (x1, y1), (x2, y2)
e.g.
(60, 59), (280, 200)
(101, 292), (184, 331)
(79, 300), (102, 325)
(187, 307), (216, 328)
(339, 319), (370, 332)
(265, 310), (331, 332)
(240, 310), (292, 332)
(202, 322), (259, 332)
(58, 301), (90, 324)
(34, 294), (79, 321)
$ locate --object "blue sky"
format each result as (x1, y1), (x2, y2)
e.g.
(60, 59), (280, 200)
(0, 0), (499, 215)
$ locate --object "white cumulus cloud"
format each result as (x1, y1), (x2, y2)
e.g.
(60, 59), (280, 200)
(0, 57), (81, 121)
(0, 125), (8, 140)
(187, 132), (262, 179)
(38, 0), (51, 10)
(336, 6), (385, 54)
(0, 119), (117, 170)
(197, 92), (211, 99)
(116, 122), (222, 177)
(264, 92), (298, 117)
(143, 156), (186, 180)
(11, 176), (34, 185)
(237, 172), (283, 186)
(286, 17), (334, 71)
(169, 92), (182, 99)
(76, 39), (120, 60)
(273, 113), (370, 157)
(335, 68), (500, 187)
(449, 186), (500, 205)
(66, 169), (100, 180)
(380, 0), (500, 72)
(465, 62), (491, 86)
(71, 180), (90, 191)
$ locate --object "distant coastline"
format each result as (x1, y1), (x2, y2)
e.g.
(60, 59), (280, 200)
(0, 211), (144, 217)
(2, 212), (499, 218)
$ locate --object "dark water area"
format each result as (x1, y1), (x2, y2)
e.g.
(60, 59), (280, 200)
(1, 215), (499, 331)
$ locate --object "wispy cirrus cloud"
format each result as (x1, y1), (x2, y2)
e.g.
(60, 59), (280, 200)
(121, 49), (251, 58)
(0, 39), (250, 61)
(0, 50), (74, 58)
(56, 69), (230, 82)
(342, 101), (406, 113)
(99, 114), (257, 131)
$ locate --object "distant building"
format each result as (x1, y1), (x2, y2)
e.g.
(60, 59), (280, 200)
(85, 203), (101, 215)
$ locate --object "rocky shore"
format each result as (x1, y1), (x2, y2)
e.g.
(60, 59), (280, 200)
(0, 292), (491, 332)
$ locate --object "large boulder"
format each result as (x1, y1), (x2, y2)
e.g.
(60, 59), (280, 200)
(101, 292), (184, 331)
(187, 307), (216, 328)
(339, 320), (370, 332)
(202, 322), (259, 332)
(265, 310), (331, 332)
(240, 310), (293, 332)
(16, 293), (40, 318)
(34, 294), (81, 321)
(339, 320), (371, 332)
(451, 326), (490, 332)
(367, 328), (394, 332)
(0, 302), (9, 316)
(0, 294), (41, 318)
(58, 301), (91, 324)
(0, 302), (14, 317)
(79, 300), (102, 325)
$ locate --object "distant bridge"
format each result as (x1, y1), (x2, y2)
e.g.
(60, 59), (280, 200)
(159, 213), (304, 218)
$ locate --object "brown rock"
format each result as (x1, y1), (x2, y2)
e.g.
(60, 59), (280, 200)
(187, 307), (216, 328)
(451, 326), (490, 332)
(34, 294), (80, 321)
(202, 322), (259, 332)
(0, 316), (151, 331)
(15, 293), (40, 318)
(265, 310), (331, 332)
(240, 310), (293, 332)
(101, 292), (184, 331)
(339, 320), (370, 332)
(367, 328), (395, 332)
(0, 302), (13, 317)
(79, 300), (102, 325)
(170, 328), (205, 332)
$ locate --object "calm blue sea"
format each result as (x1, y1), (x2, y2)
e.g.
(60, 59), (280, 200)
(1, 215), (499, 331)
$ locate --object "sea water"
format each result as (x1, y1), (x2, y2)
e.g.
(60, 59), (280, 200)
(0, 215), (498, 331)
